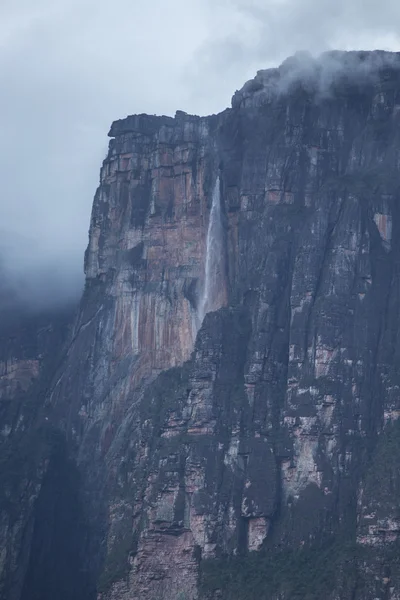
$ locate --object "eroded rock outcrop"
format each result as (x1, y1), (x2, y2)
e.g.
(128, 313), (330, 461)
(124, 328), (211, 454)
(2, 50), (400, 600)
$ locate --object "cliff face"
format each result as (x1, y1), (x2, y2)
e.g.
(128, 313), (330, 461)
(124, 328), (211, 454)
(0, 306), (77, 600)
(2, 50), (400, 600)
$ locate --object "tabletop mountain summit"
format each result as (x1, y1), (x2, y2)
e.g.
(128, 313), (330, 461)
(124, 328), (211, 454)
(1, 50), (400, 600)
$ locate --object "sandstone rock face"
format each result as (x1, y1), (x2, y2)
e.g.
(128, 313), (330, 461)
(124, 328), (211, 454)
(2, 51), (400, 600)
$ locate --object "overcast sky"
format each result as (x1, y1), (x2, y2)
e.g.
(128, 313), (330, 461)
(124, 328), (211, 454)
(1, 0), (400, 308)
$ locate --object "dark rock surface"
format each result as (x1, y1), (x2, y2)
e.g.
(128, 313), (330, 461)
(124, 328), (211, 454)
(2, 50), (400, 599)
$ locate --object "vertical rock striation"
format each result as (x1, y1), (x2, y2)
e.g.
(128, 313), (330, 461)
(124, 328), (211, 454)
(2, 50), (400, 599)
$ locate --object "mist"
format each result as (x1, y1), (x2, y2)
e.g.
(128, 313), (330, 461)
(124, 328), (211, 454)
(233, 50), (400, 108)
(1, 0), (400, 311)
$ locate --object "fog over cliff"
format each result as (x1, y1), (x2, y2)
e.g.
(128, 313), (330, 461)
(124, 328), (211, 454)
(1, 0), (400, 308)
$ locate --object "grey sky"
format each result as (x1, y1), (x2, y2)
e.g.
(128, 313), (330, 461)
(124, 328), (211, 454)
(1, 0), (400, 308)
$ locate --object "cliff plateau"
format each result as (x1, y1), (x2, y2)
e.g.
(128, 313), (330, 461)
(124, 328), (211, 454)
(1, 50), (400, 599)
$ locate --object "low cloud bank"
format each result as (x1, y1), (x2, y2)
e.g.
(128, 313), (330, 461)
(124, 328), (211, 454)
(234, 50), (400, 106)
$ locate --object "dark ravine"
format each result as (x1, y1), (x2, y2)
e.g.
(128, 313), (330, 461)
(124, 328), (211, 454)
(1, 50), (400, 599)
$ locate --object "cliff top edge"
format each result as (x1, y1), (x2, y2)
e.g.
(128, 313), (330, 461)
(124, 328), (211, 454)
(109, 49), (400, 137)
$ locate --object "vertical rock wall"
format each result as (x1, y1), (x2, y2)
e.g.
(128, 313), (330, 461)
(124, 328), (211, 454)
(0, 307), (74, 599)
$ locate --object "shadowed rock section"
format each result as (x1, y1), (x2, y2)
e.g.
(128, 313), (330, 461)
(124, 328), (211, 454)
(2, 50), (400, 600)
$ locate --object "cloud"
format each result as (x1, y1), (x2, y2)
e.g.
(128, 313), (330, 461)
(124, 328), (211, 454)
(187, 0), (400, 106)
(0, 0), (399, 310)
(230, 49), (400, 110)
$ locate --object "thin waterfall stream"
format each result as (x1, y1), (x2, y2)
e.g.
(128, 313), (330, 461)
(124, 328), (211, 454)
(198, 176), (226, 323)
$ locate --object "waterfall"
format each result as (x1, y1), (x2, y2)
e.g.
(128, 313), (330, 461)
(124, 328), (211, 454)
(198, 176), (226, 323)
